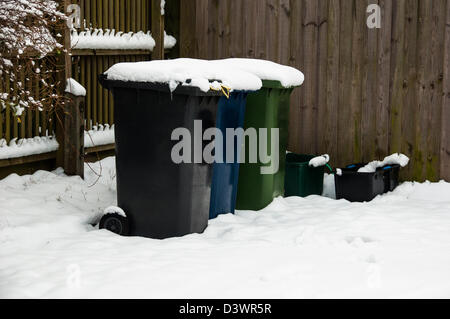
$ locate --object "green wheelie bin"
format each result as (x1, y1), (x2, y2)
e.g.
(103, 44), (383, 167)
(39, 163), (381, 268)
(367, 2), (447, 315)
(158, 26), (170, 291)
(236, 80), (299, 211)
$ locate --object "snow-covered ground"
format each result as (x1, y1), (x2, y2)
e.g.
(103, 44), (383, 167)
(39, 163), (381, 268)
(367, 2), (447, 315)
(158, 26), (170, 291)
(1, 157), (450, 299)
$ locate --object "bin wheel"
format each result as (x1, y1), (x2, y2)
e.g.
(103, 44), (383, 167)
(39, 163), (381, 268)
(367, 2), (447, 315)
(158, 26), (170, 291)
(100, 213), (130, 236)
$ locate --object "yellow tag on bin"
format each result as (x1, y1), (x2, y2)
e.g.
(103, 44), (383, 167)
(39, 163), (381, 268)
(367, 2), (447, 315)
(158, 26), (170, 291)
(210, 84), (231, 99)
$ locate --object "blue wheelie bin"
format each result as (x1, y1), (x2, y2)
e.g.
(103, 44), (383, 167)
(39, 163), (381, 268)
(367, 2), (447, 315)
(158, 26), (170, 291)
(209, 92), (248, 219)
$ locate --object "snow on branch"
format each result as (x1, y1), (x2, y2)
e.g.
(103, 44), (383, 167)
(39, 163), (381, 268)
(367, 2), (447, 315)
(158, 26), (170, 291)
(0, 0), (67, 113)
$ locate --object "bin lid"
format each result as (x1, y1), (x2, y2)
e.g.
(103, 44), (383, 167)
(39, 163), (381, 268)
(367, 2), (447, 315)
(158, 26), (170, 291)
(212, 58), (305, 89)
(101, 58), (262, 95)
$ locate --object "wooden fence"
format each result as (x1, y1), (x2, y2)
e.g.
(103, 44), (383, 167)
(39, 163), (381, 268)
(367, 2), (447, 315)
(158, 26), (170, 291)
(72, 0), (155, 131)
(77, 0), (151, 32)
(0, 0), (169, 178)
(180, 0), (450, 182)
(0, 58), (57, 144)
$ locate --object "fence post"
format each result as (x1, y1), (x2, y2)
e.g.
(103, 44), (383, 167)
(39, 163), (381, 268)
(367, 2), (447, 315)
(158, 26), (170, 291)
(63, 93), (86, 178)
(152, 0), (165, 60)
(56, 0), (85, 178)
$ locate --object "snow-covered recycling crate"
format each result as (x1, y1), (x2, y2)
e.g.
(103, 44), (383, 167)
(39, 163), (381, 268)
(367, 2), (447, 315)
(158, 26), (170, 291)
(334, 163), (386, 202)
(284, 154), (328, 198)
(381, 164), (401, 193)
(335, 154), (409, 202)
(98, 59), (261, 239)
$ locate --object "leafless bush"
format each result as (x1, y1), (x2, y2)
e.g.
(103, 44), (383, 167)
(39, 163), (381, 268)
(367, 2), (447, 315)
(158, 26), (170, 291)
(0, 0), (68, 115)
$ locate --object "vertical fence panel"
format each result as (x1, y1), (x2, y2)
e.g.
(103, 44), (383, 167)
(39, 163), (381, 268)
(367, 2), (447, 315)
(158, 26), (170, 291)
(389, 0), (406, 155)
(375, 0), (392, 160)
(288, 0), (304, 153)
(0, 75), (3, 140)
(102, 56), (109, 125)
(301, 0), (319, 155)
(348, 0), (366, 163)
(120, 0), (126, 31)
(84, 0), (90, 29)
(266, 0), (280, 62)
(414, 1), (433, 181)
(256, 0), (267, 59)
(5, 76), (11, 143)
(318, 0), (330, 156)
(442, 0), (450, 181)
(427, 0), (446, 181)
(97, 56), (103, 126)
(361, 1), (378, 163)
(26, 75), (33, 138)
(337, 0), (354, 166)
(91, 0), (97, 29)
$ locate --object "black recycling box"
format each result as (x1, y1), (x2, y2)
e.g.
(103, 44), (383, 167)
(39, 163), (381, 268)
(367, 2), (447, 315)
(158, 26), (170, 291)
(334, 164), (385, 202)
(99, 75), (222, 239)
(380, 164), (401, 193)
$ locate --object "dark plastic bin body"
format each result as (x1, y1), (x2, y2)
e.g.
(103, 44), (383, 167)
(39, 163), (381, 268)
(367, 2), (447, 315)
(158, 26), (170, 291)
(284, 154), (325, 197)
(209, 92), (248, 219)
(100, 77), (222, 239)
(334, 164), (385, 202)
(236, 80), (296, 211)
(381, 164), (401, 192)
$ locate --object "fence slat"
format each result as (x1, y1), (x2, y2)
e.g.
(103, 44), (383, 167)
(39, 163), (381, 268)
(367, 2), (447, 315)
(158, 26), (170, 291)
(361, 0), (378, 163)
(414, 0), (433, 181)
(85, 56), (92, 130)
(114, 0), (120, 30)
(5, 76), (11, 143)
(84, 0), (90, 29)
(91, 55), (97, 127)
(91, 0), (97, 29)
(301, 0), (319, 155)
(255, 0), (266, 59)
(103, 0), (109, 30)
(0, 74), (3, 140)
(26, 74), (32, 138)
(120, 0), (126, 31)
(316, 0), (329, 156)
(427, 0), (446, 181)
(337, 0), (354, 166)
(266, 0), (279, 62)
(131, 0), (137, 32)
(442, 0), (450, 181)
(137, 0), (142, 31)
(102, 56), (109, 125)
(375, 0), (393, 160)
(97, 56), (103, 126)
(34, 74), (40, 137)
(389, 0), (406, 155)
(287, 0), (304, 153)
(348, 0), (366, 162)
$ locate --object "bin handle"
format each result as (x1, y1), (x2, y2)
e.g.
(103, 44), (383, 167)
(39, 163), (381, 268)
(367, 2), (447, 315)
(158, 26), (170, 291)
(210, 84), (231, 99)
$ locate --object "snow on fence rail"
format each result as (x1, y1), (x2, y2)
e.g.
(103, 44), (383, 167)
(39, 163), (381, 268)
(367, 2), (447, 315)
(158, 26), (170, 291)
(71, 29), (176, 51)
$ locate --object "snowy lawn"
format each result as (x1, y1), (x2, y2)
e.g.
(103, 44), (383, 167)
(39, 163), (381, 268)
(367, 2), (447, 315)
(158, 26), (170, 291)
(1, 157), (450, 299)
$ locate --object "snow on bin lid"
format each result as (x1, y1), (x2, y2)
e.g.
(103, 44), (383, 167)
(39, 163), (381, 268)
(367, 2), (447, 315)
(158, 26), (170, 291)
(212, 58), (305, 88)
(104, 58), (263, 93)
